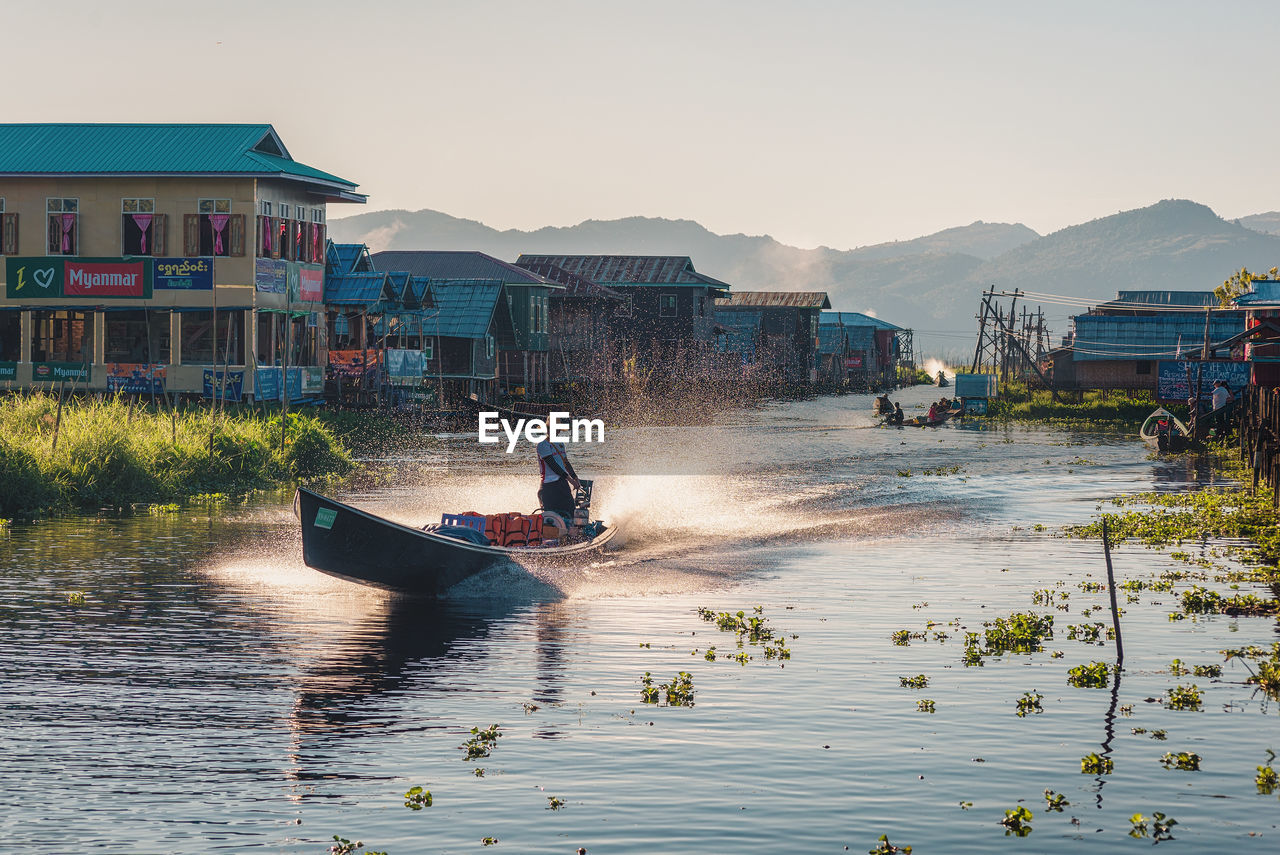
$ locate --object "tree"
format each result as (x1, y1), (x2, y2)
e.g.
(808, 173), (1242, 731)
(1216, 266), (1280, 307)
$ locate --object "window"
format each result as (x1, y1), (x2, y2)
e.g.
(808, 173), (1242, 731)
(180, 309), (244, 364)
(105, 310), (171, 363)
(32, 310), (93, 363)
(278, 204), (291, 220)
(121, 198), (158, 255)
(0, 310), (21, 361)
(260, 201), (273, 217)
(46, 198), (78, 256)
(197, 198), (232, 256)
(1136, 360), (1152, 375)
(423, 337), (434, 361)
(485, 334), (495, 359)
(311, 208), (324, 224)
(660, 293), (677, 317)
(0, 198), (15, 256)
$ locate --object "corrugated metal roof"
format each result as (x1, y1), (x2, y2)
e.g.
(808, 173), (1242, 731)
(324, 272), (393, 306)
(0, 124), (359, 191)
(1072, 313), (1245, 361)
(1113, 290), (1219, 307)
(420, 281), (502, 339)
(715, 291), (831, 309)
(327, 242), (375, 276)
(515, 260), (624, 300)
(516, 254), (731, 290)
(820, 311), (903, 331)
(1235, 281), (1280, 306)
(372, 251), (557, 286)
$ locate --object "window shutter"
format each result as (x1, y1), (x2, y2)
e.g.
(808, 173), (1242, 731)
(255, 215), (264, 257)
(183, 214), (200, 256)
(316, 225), (325, 263)
(153, 214), (168, 256)
(303, 222), (313, 262)
(271, 217), (281, 259)
(1, 213), (17, 255)
(229, 214), (246, 257)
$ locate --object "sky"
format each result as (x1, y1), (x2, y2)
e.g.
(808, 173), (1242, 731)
(8, 0), (1280, 250)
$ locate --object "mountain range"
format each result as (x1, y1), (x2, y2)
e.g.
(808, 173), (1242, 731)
(329, 200), (1280, 357)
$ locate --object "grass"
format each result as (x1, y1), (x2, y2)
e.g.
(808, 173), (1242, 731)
(982, 383), (1160, 425)
(0, 392), (353, 516)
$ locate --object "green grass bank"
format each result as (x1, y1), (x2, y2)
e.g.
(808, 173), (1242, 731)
(0, 393), (353, 518)
(983, 384), (1161, 425)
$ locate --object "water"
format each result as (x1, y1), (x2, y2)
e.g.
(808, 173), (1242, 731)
(2, 386), (1277, 853)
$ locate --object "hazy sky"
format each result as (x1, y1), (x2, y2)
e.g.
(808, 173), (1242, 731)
(9, 0), (1280, 249)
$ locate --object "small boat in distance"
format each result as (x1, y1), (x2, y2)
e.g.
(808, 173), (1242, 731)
(296, 487), (618, 595)
(1139, 407), (1190, 451)
(936, 371), (949, 388)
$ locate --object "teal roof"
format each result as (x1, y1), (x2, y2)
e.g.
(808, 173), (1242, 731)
(820, 311), (903, 332)
(0, 124), (361, 196)
(421, 281), (502, 339)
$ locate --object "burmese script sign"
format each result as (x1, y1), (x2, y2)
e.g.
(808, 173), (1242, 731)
(153, 258), (213, 291)
(5, 257), (152, 299)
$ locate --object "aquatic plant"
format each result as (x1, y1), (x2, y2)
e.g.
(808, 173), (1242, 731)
(981, 612), (1054, 655)
(1257, 761), (1278, 794)
(1066, 623), (1110, 644)
(1152, 812), (1178, 841)
(1161, 751), (1201, 771)
(899, 675), (929, 689)
(1169, 658), (1189, 676)
(1129, 814), (1149, 838)
(664, 672), (695, 706)
(1181, 586), (1223, 614)
(1067, 661), (1112, 688)
(999, 805), (1033, 836)
(1043, 789), (1068, 811)
(921, 465), (962, 476)
(1015, 691), (1044, 717)
(916, 699), (935, 713)
(1192, 664), (1221, 678)
(703, 647), (717, 662)
(547, 796), (566, 810)
(65, 591), (85, 605)
(147, 503), (180, 514)
(523, 702), (539, 714)
(330, 837), (386, 855)
(868, 834), (912, 854)
(1081, 752), (1113, 774)
(482, 837), (498, 846)
(640, 672), (659, 704)
(461, 724), (502, 760)
(403, 785), (432, 809)
(962, 645), (984, 667)
(1164, 684), (1203, 711)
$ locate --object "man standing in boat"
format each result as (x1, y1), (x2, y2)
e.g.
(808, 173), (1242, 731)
(537, 438), (581, 523)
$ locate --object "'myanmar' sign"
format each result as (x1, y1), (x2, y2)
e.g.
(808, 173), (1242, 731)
(5, 257), (152, 299)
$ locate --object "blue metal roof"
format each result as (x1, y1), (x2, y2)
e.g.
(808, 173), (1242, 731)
(324, 272), (392, 306)
(372, 251), (558, 287)
(1072, 313), (1245, 361)
(0, 124), (361, 196)
(419, 281), (502, 339)
(1235, 281), (1280, 306)
(326, 242), (374, 275)
(517, 254), (730, 291)
(820, 311), (903, 332)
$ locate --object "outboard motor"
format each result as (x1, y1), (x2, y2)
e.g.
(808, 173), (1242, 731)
(572, 480), (593, 528)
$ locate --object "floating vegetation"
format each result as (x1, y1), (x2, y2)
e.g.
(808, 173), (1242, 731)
(1151, 729), (1168, 740)
(1222, 643), (1280, 700)
(921, 465), (962, 476)
(641, 672), (659, 704)
(642, 671), (695, 706)
(1132, 812), (1180, 841)
(1043, 789), (1069, 811)
(1081, 752), (1113, 774)
(868, 834), (913, 854)
(1161, 751), (1202, 771)
(1193, 664), (1222, 678)
(403, 785), (432, 809)
(330, 837), (386, 855)
(1129, 814), (1149, 838)
(461, 724), (502, 760)
(697, 606), (792, 661)
(1257, 764), (1278, 794)
(1079, 581), (1105, 593)
(147, 502), (180, 515)
(962, 645), (984, 667)
(703, 647), (717, 662)
(917, 699), (936, 713)
(1032, 589), (1054, 606)
(1015, 691), (1044, 717)
(1164, 684), (1203, 711)
(1066, 622), (1112, 644)
(65, 591), (85, 605)
(895, 469), (913, 478)
(899, 675), (929, 689)
(1169, 658), (1189, 676)
(999, 805), (1033, 836)
(891, 629), (925, 646)
(546, 796), (566, 810)
(482, 837), (498, 846)
(1067, 661), (1112, 688)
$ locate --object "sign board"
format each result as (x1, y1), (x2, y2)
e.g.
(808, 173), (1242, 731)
(153, 258), (213, 291)
(314, 507), (337, 530)
(6, 257), (152, 299)
(106, 363), (166, 394)
(202, 369), (244, 401)
(963, 398), (988, 415)
(299, 265), (323, 302)
(32, 361), (90, 381)
(254, 258), (288, 294)
(1157, 360), (1251, 401)
(302, 366), (324, 394)
(254, 366), (303, 401)
(844, 355), (863, 369)
(955, 373), (998, 400)
(0, 362), (16, 381)
(328, 349), (380, 378)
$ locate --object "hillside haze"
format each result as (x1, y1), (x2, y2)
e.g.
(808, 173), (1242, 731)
(330, 200), (1280, 357)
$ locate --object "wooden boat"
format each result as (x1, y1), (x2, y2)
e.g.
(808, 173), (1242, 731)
(936, 372), (949, 388)
(296, 487), (618, 595)
(1139, 408), (1189, 451)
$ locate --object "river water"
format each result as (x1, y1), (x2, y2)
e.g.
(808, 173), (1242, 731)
(2, 385), (1277, 853)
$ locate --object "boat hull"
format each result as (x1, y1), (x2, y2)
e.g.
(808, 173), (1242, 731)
(297, 488), (616, 595)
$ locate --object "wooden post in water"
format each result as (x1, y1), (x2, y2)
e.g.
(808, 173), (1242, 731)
(1101, 517), (1124, 668)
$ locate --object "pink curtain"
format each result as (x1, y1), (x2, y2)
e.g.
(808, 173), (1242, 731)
(132, 214), (153, 253)
(209, 214), (230, 255)
(60, 214), (76, 253)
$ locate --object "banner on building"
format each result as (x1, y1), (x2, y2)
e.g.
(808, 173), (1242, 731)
(0, 361), (16, 381)
(106, 363), (167, 394)
(202, 369), (244, 401)
(299, 265), (324, 302)
(844, 355), (864, 369)
(254, 258), (288, 294)
(303, 366), (324, 394)
(328, 349), (380, 378)
(6, 257), (152, 299)
(254, 366), (304, 402)
(1157, 360), (1251, 401)
(153, 258), (213, 291)
(386, 348), (424, 383)
(31, 361), (90, 381)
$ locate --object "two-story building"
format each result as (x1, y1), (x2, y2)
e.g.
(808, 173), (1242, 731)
(0, 123), (364, 397)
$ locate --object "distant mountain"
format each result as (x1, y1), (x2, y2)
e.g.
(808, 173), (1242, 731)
(329, 200), (1280, 358)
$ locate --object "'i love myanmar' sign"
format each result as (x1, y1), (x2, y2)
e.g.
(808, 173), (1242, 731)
(5, 258), (152, 299)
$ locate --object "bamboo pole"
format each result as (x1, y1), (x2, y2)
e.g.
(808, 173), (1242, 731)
(1101, 517), (1124, 668)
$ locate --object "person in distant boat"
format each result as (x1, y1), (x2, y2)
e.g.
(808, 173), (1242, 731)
(876, 393), (892, 416)
(926, 402), (939, 423)
(891, 402), (904, 425)
(536, 438), (581, 522)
